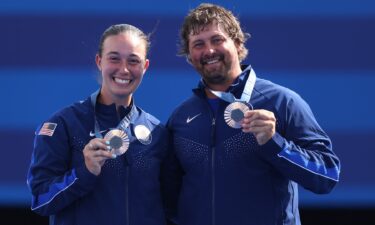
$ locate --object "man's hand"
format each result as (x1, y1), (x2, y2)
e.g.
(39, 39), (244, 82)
(241, 109), (276, 145)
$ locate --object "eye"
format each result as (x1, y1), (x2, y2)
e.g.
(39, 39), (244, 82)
(127, 58), (142, 65)
(108, 56), (120, 62)
(192, 41), (204, 49)
(212, 37), (224, 45)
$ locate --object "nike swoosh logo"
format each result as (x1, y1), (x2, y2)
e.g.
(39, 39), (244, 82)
(186, 113), (201, 124)
(89, 130), (107, 137)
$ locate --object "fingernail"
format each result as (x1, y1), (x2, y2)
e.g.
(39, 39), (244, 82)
(105, 141), (110, 145)
(112, 154), (117, 159)
(106, 146), (111, 150)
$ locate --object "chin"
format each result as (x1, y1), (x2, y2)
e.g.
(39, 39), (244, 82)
(111, 89), (131, 97)
(203, 72), (225, 82)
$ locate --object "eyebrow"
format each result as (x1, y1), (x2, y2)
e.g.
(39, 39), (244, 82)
(106, 52), (142, 58)
(191, 39), (204, 44)
(191, 34), (225, 42)
(211, 34), (226, 40)
(106, 51), (120, 56)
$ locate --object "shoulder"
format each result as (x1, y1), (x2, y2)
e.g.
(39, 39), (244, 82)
(136, 106), (163, 127)
(255, 78), (301, 99)
(253, 78), (308, 109)
(56, 97), (92, 121)
(253, 78), (314, 119)
(254, 78), (317, 123)
(168, 94), (201, 123)
(37, 97), (92, 131)
(145, 111), (161, 126)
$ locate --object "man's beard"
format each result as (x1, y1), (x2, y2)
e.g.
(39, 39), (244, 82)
(200, 53), (230, 85)
(201, 59), (234, 85)
(202, 71), (228, 84)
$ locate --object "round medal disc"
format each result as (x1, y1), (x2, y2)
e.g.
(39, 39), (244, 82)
(134, 125), (152, 145)
(104, 129), (129, 156)
(224, 102), (250, 128)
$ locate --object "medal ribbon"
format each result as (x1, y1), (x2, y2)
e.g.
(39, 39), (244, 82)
(208, 67), (256, 105)
(90, 89), (137, 139)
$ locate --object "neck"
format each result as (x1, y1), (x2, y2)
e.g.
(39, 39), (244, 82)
(98, 91), (132, 108)
(204, 88), (219, 99)
(205, 81), (232, 92)
(204, 78), (235, 99)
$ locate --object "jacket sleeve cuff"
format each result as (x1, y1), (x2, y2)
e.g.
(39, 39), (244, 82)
(256, 132), (285, 159)
(74, 164), (98, 191)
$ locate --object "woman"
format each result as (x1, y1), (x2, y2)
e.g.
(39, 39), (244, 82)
(27, 24), (168, 225)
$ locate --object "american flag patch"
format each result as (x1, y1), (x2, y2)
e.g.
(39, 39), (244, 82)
(38, 122), (57, 136)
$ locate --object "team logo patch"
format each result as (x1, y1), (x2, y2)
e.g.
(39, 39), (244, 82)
(38, 122), (57, 136)
(186, 113), (201, 124)
(134, 125), (152, 145)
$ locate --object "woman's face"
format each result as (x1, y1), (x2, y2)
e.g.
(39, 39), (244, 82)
(96, 32), (149, 105)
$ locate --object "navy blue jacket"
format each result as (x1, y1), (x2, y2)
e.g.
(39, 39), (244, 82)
(163, 66), (341, 225)
(27, 96), (168, 225)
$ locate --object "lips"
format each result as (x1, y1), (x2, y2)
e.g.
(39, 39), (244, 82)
(114, 77), (131, 84)
(200, 54), (224, 65)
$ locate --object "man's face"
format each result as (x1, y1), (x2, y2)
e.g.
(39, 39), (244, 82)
(96, 33), (149, 103)
(187, 22), (241, 88)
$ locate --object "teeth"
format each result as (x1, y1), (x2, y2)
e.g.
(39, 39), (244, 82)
(204, 56), (221, 65)
(206, 59), (219, 64)
(114, 78), (130, 84)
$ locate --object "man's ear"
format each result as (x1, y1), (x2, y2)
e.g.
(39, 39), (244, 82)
(234, 39), (242, 56)
(186, 55), (192, 65)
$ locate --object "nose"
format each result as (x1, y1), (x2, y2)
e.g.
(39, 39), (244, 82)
(203, 43), (215, 57)
(120, 61), (130, 74)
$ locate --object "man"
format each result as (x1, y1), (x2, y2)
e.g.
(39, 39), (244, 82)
(162, 3), (341, 225)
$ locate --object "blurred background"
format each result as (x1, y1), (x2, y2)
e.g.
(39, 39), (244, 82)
(1, 0), (374, 224)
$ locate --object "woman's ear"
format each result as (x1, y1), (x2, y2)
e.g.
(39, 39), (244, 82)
(143, 59), (150, 73)
(95, 54), (102, 71)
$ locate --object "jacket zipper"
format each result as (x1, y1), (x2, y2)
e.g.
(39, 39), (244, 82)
(210, 117), (216, 225)
(201, 93), (218, 225)
(126, 167), (130, 225)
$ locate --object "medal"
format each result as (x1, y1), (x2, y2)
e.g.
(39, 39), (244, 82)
(134, 125), (152, 145)
(224, 102), (250, 128)
(206, 66), (256, 129)
(104, 129), (129, 156)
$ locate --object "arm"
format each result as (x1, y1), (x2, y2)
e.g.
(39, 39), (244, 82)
(27, 116), (98, 216)
(243, 95), (340, 194)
